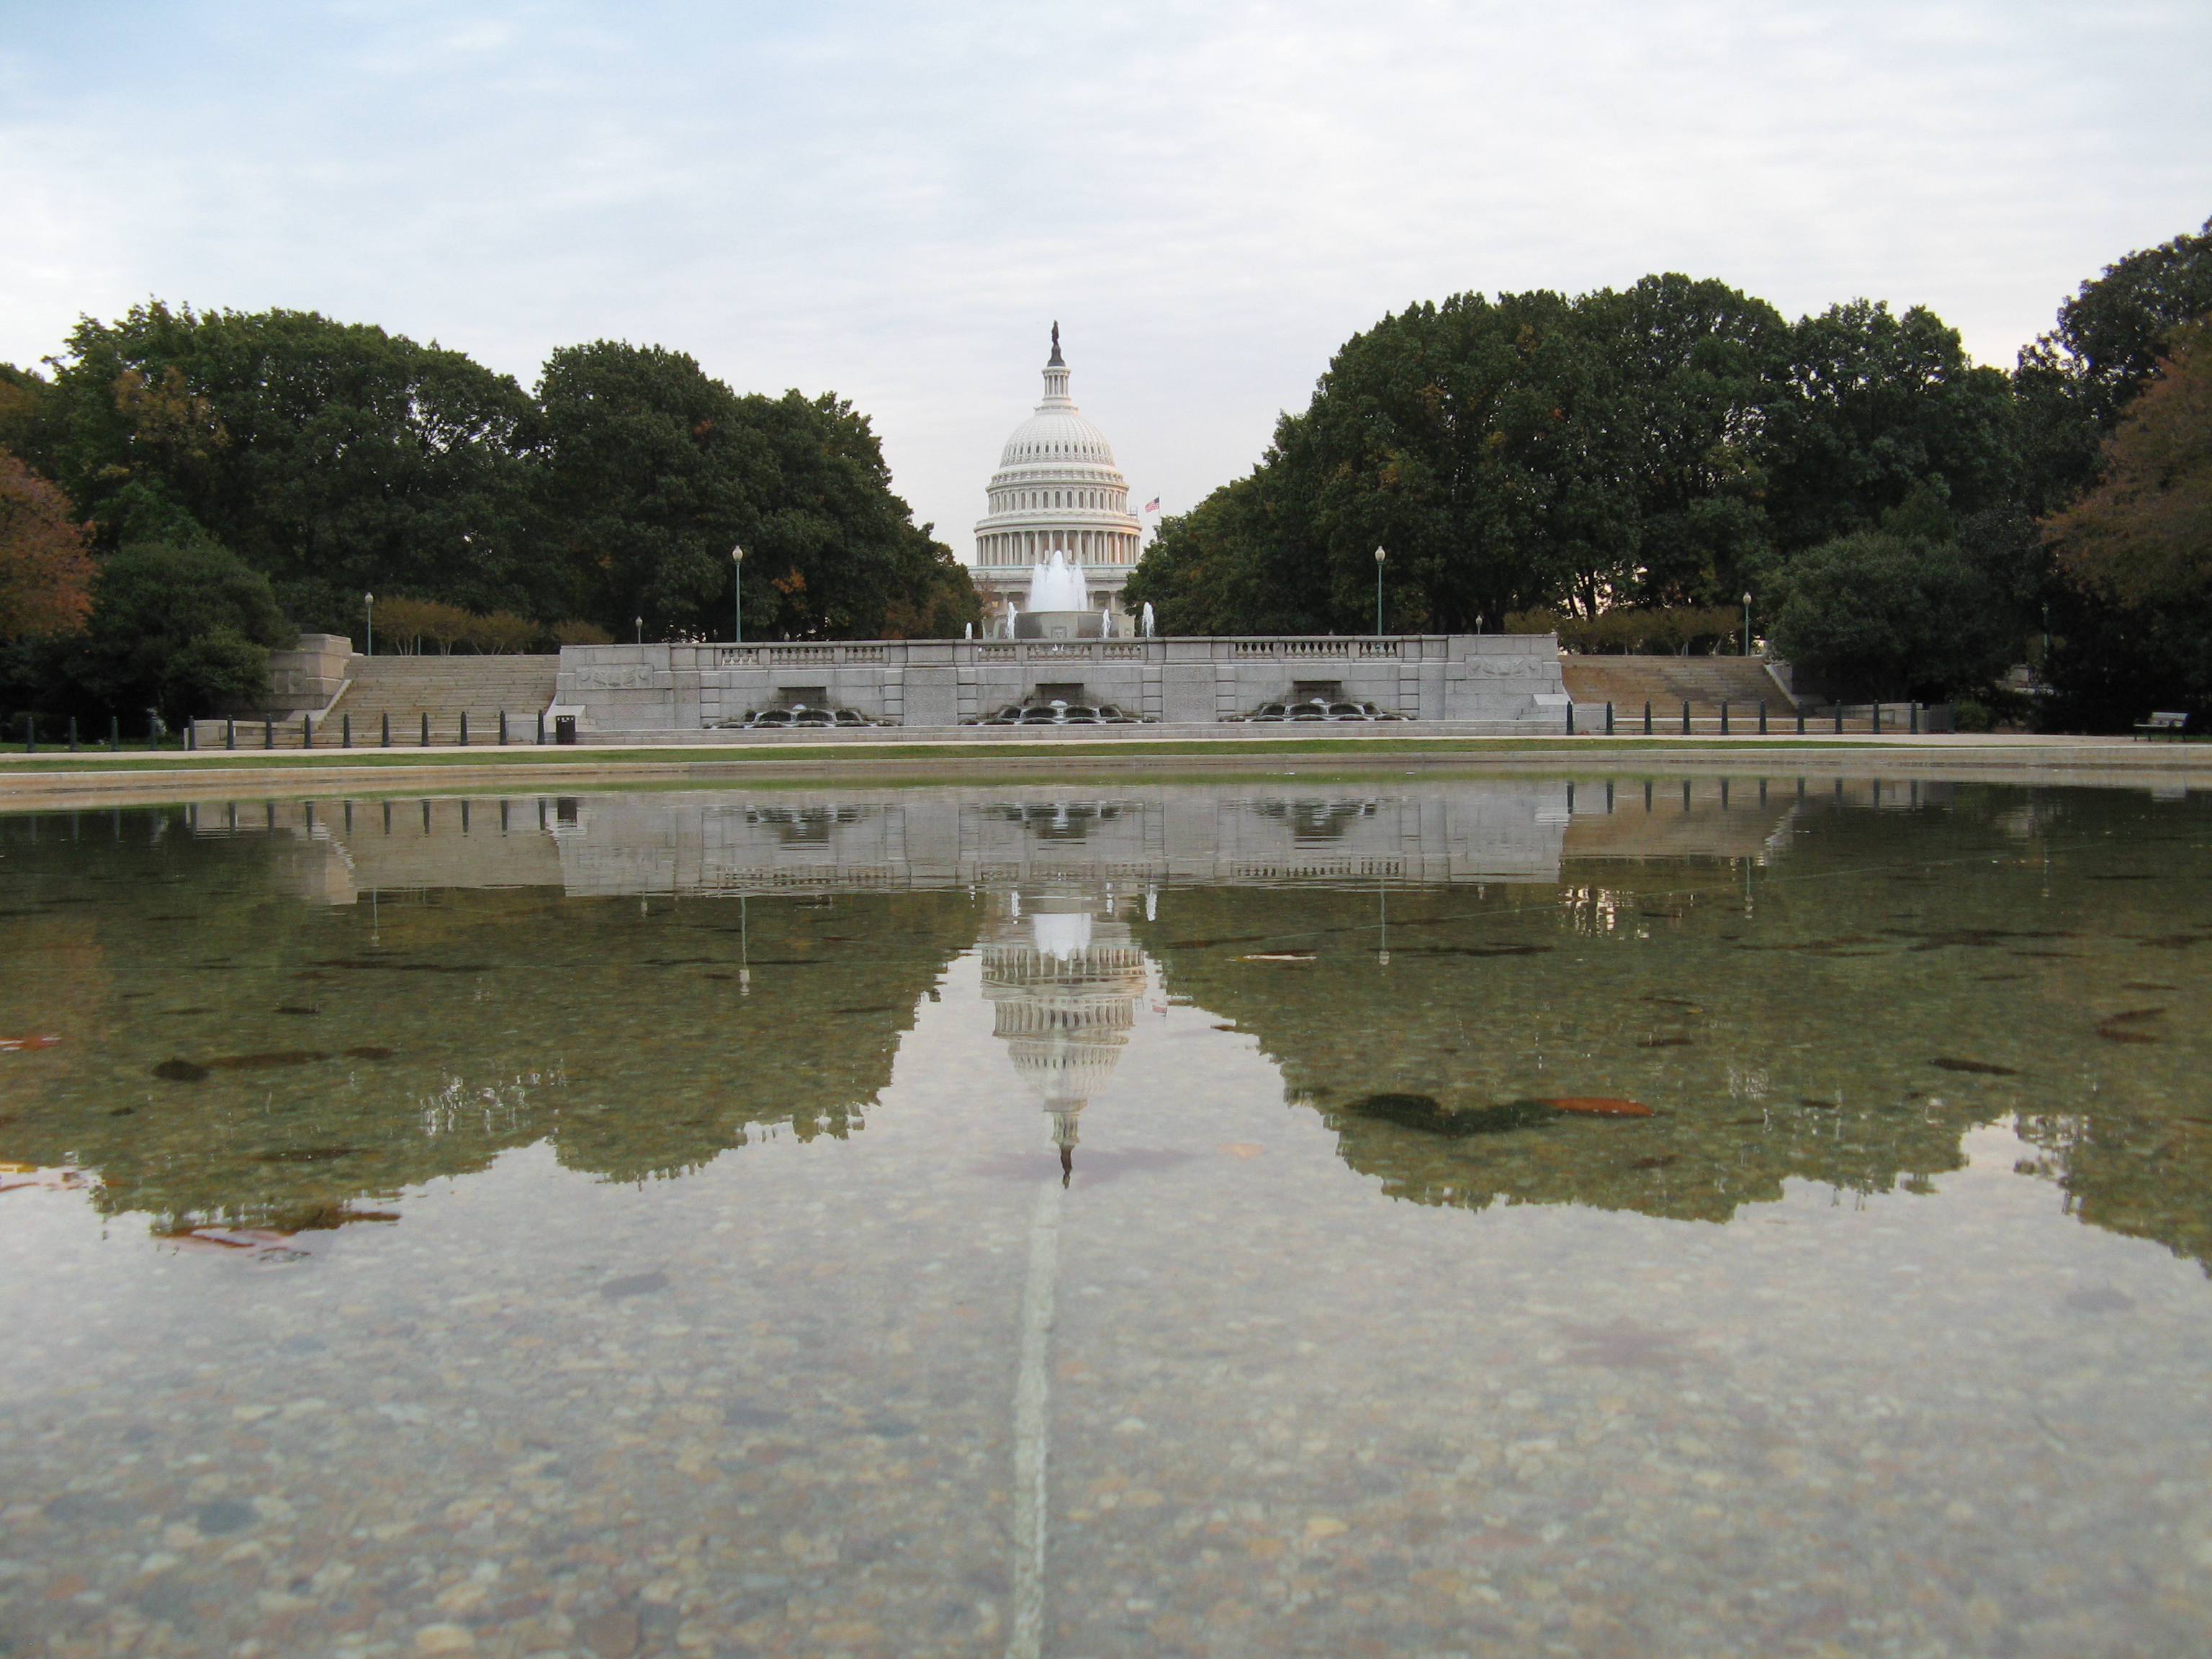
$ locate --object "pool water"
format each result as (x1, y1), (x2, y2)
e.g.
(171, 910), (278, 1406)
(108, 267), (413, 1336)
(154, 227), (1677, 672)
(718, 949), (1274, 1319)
(2, 774), (2210, 1658)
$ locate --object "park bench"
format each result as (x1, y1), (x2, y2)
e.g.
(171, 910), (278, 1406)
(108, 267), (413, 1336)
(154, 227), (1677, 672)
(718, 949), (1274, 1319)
(2134, 711), (2190, 740)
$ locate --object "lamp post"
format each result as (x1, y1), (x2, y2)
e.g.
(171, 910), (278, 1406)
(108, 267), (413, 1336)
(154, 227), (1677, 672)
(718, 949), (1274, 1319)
(1742, 590), (1753, 657)
(1374, 546), (1386, 635)
(364, 592), (374, 656)
(732, 544), (745, 644)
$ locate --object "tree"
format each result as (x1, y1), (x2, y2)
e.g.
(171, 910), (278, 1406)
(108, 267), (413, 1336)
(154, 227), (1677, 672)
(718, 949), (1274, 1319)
(30, 303), (540, 629)
(2041, 321), (2212, 729)
(2046, 321), (2212, 604)
(1126, 276), (2013, 635)
(0, 449), (95, 641)
(58, 540), (291, 719)
(1758, 300), (2018, 555)
(1766, 521), (2017, 702)
(1133, 287), (1651, 635)
(2015, 218), (2212, 516)
(534, 341), (977, 639)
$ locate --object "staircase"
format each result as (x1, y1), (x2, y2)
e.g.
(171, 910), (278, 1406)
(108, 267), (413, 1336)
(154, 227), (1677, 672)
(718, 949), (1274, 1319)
(1562, 656), (1794, 727)
(195, 656), (561, 749)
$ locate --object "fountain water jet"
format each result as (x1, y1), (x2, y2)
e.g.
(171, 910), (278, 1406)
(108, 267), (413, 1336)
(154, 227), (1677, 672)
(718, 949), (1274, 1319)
(1013, 550), (1109, 639)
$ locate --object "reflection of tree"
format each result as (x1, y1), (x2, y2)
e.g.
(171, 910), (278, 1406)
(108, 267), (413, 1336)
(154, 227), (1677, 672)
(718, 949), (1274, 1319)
(1136, 783), (2212, 1240)
(2014, 1108), (2212, 1273)
(0, 810), (972, 1231)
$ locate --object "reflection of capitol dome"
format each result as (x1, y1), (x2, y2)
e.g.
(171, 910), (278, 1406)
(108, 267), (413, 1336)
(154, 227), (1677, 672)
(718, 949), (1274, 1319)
(981, 893), (1147, 1171)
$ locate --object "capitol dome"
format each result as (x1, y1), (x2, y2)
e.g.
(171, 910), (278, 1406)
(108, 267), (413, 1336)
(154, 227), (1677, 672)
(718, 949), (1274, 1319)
(971, 327), (1143, 619)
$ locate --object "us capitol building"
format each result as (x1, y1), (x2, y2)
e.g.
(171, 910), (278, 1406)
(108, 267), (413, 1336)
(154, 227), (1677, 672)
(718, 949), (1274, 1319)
(969, 325), (1143, 627)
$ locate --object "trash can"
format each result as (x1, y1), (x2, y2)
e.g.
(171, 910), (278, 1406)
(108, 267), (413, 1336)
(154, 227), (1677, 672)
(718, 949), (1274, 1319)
(554, 715), (578, 745)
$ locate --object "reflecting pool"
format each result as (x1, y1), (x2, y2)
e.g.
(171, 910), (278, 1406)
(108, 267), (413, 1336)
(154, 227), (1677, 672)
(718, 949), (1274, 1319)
(3, 774), (2210, 1658)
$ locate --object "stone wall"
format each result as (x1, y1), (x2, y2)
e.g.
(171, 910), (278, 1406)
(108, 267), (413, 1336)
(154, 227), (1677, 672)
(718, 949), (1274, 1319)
(262, 634), (359, 715)
(554, 634), (1567, 734)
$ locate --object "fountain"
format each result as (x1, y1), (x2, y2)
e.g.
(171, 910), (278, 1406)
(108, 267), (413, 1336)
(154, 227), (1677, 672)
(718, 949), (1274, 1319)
(1012, 550), (1109, 639)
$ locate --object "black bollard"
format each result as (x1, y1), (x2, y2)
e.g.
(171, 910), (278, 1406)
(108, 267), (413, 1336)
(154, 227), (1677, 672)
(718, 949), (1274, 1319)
(109, 715), (120, 752)
(1720, 700), (1730, 735)
(1910, 701), (1920, 734)
(343, 713), (352, 749)
(1565, 701), (1575, 735)
(1796, 706), (1804, 734)
(1871, 703), (1881, 734)
(225, 719), (235, 750)
(67, 716), (78, 753)
(1758, 699), (1768, 734)
(499, 709), (508, 746)
(1681, 701), (1691, 736)
(1834, 703), (1843, 734)
(302, 714), (313, 749)
(421, 712), (430, 747)
(1643, 700), (1652, 735)
(264, 719), (274, 750)
(186, 720), (196, 752)
(382, 711), (391, 747)
(1605, 700), (1614, 735)
(536, 710), (545, 745)
(459, 711), (469, 747)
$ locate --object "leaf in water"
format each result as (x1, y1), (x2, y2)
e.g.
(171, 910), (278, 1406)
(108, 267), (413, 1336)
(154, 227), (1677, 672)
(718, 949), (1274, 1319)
(1539, 1097), (1653, 1118)
(1929, 1057), (2019, 1076)
(152, 1058), (210, 1082)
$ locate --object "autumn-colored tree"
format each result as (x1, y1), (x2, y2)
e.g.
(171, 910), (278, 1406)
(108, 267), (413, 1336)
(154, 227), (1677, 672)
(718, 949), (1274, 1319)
(0, 448), (96, 640)
(465, 611), (540, 654)
(2048, 320), (2212, 604)
(372, 595), (467, 655)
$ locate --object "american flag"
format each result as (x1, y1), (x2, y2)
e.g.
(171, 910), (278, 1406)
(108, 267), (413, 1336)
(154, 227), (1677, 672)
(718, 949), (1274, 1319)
(1143, 497), (1160, 513)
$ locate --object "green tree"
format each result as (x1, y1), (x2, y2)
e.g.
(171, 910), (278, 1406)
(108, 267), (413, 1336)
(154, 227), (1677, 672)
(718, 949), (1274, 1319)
(1766, 514), (2018, 703)
(2015, 218), (2212, 516)
(1128, 276), (2013, 636)
(59, 539), (291, 720)
(30, 303), (539, 629)
(1758, 300), (2019, 555)
(535, 341), (976, 639)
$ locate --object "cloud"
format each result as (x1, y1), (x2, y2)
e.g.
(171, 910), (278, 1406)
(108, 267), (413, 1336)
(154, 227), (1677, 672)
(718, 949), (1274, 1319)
(3, 0), (2207, 549)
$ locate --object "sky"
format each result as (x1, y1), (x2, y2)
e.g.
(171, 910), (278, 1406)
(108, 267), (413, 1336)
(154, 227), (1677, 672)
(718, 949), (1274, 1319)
(2, 0), (2208, 555)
